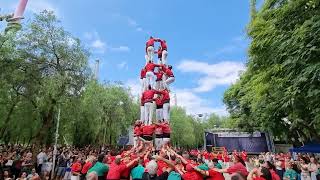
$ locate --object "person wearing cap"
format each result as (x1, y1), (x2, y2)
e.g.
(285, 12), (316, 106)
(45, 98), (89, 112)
(162, 65), (175, 90)
(141, 85), (159, 125)
(145, 36), (160, 64)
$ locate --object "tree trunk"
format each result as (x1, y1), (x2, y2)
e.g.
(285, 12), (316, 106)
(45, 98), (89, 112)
(33, 99), (56, 145)
(0, 101), (17, 139)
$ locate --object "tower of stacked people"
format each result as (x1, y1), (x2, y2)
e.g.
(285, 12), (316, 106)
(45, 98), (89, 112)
(133, 37), (175, 151)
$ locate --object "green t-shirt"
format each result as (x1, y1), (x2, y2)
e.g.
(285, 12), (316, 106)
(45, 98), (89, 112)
(88, 162), (109, 176)
(197, 164), (209, 170)
(130, 164), (145, 179)
(284, 169), (298, 180)
(168, 171), (181, 180)
(215, 162), (223, 169)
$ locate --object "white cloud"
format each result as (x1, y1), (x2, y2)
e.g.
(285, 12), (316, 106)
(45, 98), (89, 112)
(125, 79), (228, 116)
(126, 79), (141, 98)
(136, 27), (143, 32)
(173, 88), (228, 116)
(84, 31), (129, 54)
(110, 46), (130, 52)
(177, 60), (245, 92)
(117, 61), (128, 70)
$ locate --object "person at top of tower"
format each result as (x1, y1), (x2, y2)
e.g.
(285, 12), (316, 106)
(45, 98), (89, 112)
(145, 61), (160, 89)
(159, 39), (168, 65)
(141, 85), (160, 125)
(145, 36), (160, 64)
(162, 65), (175, 90)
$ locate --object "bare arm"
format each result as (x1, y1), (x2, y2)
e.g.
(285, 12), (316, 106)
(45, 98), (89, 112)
(193, 166), (209, 176)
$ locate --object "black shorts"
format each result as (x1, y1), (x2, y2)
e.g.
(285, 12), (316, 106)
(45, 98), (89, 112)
(142, 135), (153, 141)
(163, 133), (170, 138)
(155, 134), (163, 138)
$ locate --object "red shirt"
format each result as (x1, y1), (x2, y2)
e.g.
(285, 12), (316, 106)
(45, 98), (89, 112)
(241, 151), (248, 161)
(140, 68), (146, 79)
(164, 68), (174, 77)
(106, 162), (127, 179)
(217, 154), (223, 161)
(160, 90), (170, 103)
(154, 124), (163, 135)
(81, 161), (92, 174)
(134, 125), (142, 136)
(207, 169), (225, 180)
(142, 124), (155, 136)
(160, 123), (171, 134)
(253, 177), (266, 180)
(71, 161), (82, 173)
(182, 171), (203, 180)
(154, 71), (163, 81)
(226, 162), (248, 177)
(155, 98), (163, 106)
(145, 62), (159, 72)
(142, 90), (158, 103)
(160, 40), (167, 50)
(120, 162), (131, 178)
(270, 169), (281, 180)
(157, 160), (168, 176)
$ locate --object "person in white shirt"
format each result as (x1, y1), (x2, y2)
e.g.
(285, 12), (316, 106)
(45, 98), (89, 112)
(36, 148), (47, 175)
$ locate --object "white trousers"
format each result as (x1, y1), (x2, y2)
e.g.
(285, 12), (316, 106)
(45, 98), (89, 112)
(161, 50), (168, 65)
(156, 108), (163, 122)
(140, 78), (146, 93)
(144, 102), (154, 125)
(163, 138), (170, 146)
(145, 71), (154, 89)
(134, 136), (138, 147)
(155, 138), (163, 150)
(71, 175), (79, 180)
(163, 103), (170, 121)
(155, 80), (164, 90)
(147, 46), (154, 63)
(164, 77), (175, 89)
(140, 105), (145, 122)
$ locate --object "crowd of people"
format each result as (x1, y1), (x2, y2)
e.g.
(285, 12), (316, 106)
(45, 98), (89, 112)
(0, 143), (319, 180)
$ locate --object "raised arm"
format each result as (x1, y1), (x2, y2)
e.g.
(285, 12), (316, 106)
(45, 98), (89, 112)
(193, 166), (209, 176)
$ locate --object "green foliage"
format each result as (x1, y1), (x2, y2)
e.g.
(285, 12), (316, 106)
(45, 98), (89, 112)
(0, 11), (139, 146)
(224, 0), (320, 144)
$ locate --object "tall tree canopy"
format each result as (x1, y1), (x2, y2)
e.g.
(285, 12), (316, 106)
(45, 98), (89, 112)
(224, 0), (320, 144)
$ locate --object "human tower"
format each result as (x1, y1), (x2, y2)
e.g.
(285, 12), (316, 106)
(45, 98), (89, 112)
(133, 37), (175, 150)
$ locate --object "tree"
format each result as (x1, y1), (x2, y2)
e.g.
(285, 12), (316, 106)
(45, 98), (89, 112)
(224, 0), (320, 144)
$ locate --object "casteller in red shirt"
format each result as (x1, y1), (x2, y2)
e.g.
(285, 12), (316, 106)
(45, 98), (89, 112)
(142, 89), (159, 104)
(241, 150), (248, 161)
(145, 62), (160, 72)
(226, 162), (249, 177)
(159, 40), (167, 50)
(134, 125), (142, 137)
(106, 162), (127, 179)
(207, 169), (225, 180)
(142, 124), (155, 136)
(140, 68), (146, 79)
(182, 164), (202, 180)
(81, 161), (92, 174)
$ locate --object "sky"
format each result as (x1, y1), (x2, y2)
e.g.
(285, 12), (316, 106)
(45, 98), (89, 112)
(1, 0), (251, 116)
